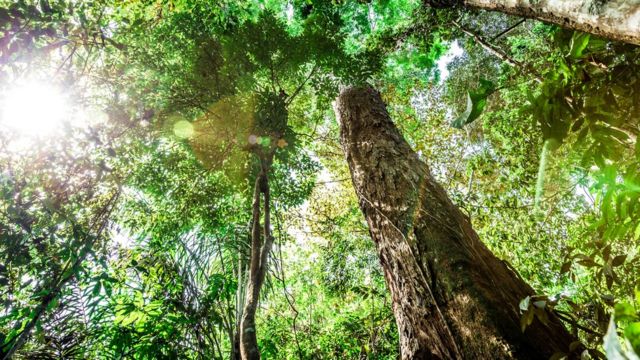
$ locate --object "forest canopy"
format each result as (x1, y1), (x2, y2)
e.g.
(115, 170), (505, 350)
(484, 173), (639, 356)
(0, 0), (639, 359)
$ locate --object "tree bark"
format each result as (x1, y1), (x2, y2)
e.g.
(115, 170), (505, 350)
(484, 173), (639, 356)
(239, 157), (275, 360)
(425, 0), (640, 45)
(335, 86), (577, 359)
(232, 243), (245, 360)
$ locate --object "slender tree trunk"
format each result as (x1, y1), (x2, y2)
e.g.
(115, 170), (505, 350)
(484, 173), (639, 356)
(239, 173), (264, 360)
(232, 241), (245, 360)
(335, 86), (577, 359)
(239, 157), (275, 360)
(425, 0), (640, 45)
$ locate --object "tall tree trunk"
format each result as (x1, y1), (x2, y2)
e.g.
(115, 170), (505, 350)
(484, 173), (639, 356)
(335, 86), (577, 359)
(239, 157), (275, 360)
(425, 0), (640, 45)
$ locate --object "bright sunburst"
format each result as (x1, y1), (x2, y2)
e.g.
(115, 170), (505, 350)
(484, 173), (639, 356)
(0, 81), (70, 137)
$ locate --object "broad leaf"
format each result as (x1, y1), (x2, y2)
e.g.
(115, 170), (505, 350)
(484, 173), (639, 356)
(569, 32), (590, 59)
(451, 79), (495, 128)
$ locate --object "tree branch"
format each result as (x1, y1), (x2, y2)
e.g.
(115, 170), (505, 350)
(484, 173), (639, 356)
(491, 19), (526, 41)
(452, 20), (543, 82)
(285, 63), (319, 106)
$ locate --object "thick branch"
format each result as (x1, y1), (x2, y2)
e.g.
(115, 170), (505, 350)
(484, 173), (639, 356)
(426, 0), (640, 45)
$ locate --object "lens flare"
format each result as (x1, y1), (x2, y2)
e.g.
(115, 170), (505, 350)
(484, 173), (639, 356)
(1, 81), (70, 137)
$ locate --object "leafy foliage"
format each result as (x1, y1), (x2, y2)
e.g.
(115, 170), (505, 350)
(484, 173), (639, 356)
(0, 0), (639, 358)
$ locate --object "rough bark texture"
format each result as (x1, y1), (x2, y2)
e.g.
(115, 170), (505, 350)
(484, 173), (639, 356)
(425, 0), (640, 45)
(336, 86), (577, 359)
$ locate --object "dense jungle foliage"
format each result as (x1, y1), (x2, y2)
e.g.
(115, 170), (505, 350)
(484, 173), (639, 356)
(0, 0), (638, 359)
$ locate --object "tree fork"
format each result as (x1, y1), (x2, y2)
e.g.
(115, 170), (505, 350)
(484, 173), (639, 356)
(335, 86), (578, 359)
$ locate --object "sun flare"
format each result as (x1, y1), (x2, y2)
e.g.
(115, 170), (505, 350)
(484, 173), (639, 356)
(0, 81), (70, 137)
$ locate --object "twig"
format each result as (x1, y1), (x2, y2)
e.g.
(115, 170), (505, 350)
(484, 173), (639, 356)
(554, 310), (603, 337)
(285, 63), (319, 106)
(452, 20), (543, 83)
(491, 19), (526, 41)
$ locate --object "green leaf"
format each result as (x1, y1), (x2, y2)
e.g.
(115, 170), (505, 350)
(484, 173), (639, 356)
(603, 189), (615, 223)
(625, 322), (640, 355)
(576, 254), (598, 267)
(615, 303), (638, 322)
(92, 282), (101, 297)
(46, 296), (59, 312)
(116, 311), (140, 327)
(612, 255), (627, 267)
(520, 308), (534, 332)
(519, 296), (531, 312)
(451, 79), (496, 129)
(452, 92), (473, 129)
(533, 300), (547, 309)
(569, 340), (582, 352)
(534, 307), (549, 325)
(569, 32), (590, 59)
